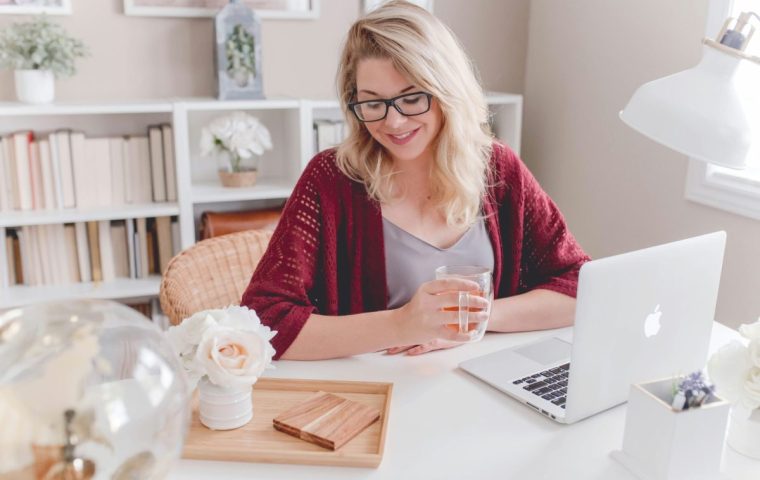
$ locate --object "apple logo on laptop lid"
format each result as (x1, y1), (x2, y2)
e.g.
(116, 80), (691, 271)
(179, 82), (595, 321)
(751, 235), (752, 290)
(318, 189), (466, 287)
(644, 304), (662, 338)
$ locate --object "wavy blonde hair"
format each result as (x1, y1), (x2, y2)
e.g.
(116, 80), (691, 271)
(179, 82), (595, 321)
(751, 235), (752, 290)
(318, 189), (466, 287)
(335, 0), (493, 227)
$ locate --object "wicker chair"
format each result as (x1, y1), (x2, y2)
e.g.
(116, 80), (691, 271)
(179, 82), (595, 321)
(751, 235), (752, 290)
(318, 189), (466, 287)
(159, 229), (272, 325)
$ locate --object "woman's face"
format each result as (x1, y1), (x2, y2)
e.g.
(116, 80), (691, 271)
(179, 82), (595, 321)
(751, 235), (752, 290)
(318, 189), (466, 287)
(354, 57), (442, 166)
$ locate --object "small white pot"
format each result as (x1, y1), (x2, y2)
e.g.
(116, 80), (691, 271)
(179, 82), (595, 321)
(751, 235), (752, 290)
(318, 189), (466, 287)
(14, 69), (55, 104)
(197, 377), (253, 430)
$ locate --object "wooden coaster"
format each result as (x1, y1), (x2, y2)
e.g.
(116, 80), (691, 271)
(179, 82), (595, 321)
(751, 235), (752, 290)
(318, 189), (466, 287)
(273, 391), (381, 451)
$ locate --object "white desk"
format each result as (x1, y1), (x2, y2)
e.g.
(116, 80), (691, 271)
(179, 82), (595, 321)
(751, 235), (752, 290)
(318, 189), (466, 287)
(170, 323), (759, 479)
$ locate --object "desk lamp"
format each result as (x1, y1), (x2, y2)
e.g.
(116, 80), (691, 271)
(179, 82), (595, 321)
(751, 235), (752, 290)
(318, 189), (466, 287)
(620, 10), (760, 169)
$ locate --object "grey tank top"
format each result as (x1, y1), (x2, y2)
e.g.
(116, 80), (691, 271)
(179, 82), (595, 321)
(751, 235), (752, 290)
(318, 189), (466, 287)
(383, 217), (495, 309)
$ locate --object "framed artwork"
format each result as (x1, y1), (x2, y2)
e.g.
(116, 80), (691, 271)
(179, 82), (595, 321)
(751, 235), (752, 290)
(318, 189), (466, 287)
(363, 0), (432, 14)
(124, 0), (319, 20)
(215, 2), (263, 100)
(0, 0), (71, 15)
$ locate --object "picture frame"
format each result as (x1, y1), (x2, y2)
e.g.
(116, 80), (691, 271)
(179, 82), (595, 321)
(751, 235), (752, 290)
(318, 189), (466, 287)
(363, 0), (432, 14)
(123, 0), (319, 20)
(215, 1), (263, 100)
(0, 0), (72, 15)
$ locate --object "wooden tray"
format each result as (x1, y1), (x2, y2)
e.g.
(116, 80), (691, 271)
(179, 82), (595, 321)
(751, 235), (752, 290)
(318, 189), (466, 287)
(182, 377), (393, 468)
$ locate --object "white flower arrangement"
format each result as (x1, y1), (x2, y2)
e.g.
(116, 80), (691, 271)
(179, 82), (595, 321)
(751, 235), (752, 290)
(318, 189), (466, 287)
(708, 318), (760, 411)
(0, 17), (88, 78)
(165, 306), (276, 390)
(200, 111), (273, 173)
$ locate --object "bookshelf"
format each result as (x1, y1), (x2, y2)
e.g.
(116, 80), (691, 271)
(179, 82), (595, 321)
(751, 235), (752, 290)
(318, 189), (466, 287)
(0, 93), (522, 310)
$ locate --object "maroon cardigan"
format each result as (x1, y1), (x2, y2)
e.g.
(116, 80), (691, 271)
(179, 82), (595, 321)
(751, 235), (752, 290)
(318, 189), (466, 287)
(241, 142), (590, 358)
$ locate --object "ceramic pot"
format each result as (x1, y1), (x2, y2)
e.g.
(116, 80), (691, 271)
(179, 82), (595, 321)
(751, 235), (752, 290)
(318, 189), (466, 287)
(198, 377), (253, 430)
(14, 70), (55, 104)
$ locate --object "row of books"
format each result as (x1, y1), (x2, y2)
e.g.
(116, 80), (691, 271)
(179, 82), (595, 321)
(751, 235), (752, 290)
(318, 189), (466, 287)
(4, 216), (179, 286)
(0, 124), (177, 212)
(313, 119), (347, 153)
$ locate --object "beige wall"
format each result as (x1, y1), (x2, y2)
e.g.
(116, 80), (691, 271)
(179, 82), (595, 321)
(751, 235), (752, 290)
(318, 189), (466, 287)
(0, 0), (528, 101)
(522, 0), (760, 328)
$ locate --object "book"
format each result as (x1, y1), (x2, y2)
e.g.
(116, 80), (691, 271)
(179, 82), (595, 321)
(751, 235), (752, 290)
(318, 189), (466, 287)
(161, 124), (178, 202)
(54, 130), (77, 208)
(87, 221), (102, 282)
(111, 221), (130, 278)
(86, 138), (113, 208)
(74, 222), (92, 283)
(1, 136), (19, 210)
(4, 233), (14, 286)
(98, 220), (116, 282)
(63, 224), (81, 283)
(38, 139), (56, 210)
(17, 228), (33, 285)
(0, 138), (8, 212)
(136, 217), (149, 278)
(126, 218), (137, 279)
(171, 217), (181, 256)
(47, 133), (65, 209)
(155, 216), (174, 274)
(28, 140), (44, 210)
(70, 131), (95, 208)
(12, 131), (34, 211)
(148, 125), (167, 202)
(109, 137), (126, 206)
(126, 136), (152, 204)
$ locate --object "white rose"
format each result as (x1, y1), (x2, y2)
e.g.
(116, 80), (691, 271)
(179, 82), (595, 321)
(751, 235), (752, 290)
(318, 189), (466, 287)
(165, 312), (217, 357)
(750, 340), (760, 368)
(740, 319), (760, 342)
(708, 340), (760, 410)
(195, 325), (274, 388)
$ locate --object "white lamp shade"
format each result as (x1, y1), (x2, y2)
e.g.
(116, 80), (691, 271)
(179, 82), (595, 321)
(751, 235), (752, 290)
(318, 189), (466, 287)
(620, 46), (760, 169)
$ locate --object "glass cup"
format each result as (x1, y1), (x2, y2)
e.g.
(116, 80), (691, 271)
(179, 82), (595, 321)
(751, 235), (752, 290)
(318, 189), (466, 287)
(434, 265), (493, 342)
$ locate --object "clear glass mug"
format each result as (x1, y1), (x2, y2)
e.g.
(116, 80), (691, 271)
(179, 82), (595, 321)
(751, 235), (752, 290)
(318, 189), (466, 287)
(434, 265), (493, 342)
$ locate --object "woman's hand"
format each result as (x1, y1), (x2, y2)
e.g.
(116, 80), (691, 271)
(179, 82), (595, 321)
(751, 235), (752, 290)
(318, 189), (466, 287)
(394, 278), (489, 346)
(385, 338), (466, 356)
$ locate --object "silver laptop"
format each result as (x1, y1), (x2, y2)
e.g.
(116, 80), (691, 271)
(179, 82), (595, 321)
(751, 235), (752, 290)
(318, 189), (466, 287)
(459, 231), (726, 424)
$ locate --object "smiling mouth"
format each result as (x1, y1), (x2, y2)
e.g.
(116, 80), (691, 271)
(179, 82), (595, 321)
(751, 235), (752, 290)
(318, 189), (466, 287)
(387, 127), (420, 145)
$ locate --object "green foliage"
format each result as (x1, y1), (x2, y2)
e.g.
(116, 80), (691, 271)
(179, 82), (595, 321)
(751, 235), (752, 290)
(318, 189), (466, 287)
(0, 16), (88, 77)
(225, 24), (256, 80)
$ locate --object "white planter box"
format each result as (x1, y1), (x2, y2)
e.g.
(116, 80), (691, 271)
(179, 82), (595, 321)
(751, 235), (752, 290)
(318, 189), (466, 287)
(611, 377), (730, 480)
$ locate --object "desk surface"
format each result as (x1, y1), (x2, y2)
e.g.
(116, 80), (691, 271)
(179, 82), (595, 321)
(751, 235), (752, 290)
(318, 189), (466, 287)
(169, 323), (759, 480)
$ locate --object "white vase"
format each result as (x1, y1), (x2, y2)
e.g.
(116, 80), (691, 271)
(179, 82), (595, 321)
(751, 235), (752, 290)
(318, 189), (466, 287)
(727, 406), (760, 459)
(14, 70), (55, 104)
(197, 377), (253, 430)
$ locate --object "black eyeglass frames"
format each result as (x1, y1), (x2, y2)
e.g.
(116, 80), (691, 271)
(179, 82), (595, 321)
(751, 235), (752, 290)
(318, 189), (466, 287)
(348, 92), (433, 122)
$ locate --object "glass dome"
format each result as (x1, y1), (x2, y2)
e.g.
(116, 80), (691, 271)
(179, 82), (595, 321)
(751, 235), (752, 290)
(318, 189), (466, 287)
(0, 299), (190, 479)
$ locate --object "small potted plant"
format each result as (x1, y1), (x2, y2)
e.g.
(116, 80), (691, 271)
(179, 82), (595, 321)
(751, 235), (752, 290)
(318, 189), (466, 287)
(226, 24), (256, 88)
(200, 111), (273, 187)
(165, 305), (276, 430)
(0, 17), (88, 104)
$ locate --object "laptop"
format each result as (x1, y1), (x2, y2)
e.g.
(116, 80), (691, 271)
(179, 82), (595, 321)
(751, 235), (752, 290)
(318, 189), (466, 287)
(459, 231), (726, 424)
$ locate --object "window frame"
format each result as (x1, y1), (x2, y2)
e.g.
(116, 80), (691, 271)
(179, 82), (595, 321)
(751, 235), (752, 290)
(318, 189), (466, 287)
(684, 0), (760, 221)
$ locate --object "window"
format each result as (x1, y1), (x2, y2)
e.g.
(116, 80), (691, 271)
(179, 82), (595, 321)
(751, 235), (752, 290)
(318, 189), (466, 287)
(685, 0), (760, 221)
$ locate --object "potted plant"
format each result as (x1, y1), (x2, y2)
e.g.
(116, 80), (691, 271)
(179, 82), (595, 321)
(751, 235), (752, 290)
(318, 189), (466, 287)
(0, 17), (88, 104)
(226, 24), (256, 88)
(200, 111), (273, 188)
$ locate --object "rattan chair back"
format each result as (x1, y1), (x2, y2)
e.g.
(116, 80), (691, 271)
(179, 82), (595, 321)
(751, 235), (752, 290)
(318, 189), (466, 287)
(159, 229), (272, 325)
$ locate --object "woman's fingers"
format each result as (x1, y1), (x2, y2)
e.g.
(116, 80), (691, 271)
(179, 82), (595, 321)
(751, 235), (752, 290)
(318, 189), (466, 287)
(385, 345), (414, 355)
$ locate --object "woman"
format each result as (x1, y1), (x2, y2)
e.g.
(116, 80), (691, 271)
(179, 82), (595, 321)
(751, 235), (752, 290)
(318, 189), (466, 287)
(241, 0), (589, 360)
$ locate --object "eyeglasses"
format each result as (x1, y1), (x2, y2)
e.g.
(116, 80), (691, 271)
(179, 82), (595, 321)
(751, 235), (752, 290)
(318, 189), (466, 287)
(348, 92), (433, 122)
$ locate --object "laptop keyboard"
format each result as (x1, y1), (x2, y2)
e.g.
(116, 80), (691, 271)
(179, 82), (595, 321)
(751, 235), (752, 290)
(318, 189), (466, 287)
(511, 363), (570, 409)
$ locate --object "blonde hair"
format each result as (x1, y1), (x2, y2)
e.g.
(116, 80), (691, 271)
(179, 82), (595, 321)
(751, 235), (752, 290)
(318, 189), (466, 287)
(335, 0), (493, 227)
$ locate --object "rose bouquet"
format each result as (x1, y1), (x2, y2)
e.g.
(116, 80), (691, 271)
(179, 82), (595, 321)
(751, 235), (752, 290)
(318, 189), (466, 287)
(166, 306), (276, 390)
(199, 111), (272, 173)
(707, 318), (760, 411)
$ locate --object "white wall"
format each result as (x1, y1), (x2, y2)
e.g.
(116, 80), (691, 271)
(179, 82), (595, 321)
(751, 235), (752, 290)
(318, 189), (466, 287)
(523, 0), (760, 328)
(0, 0), (529, 100)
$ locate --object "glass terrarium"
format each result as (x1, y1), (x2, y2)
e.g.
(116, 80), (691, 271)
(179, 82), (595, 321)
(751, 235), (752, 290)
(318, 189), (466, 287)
(0, 300), (190, 479)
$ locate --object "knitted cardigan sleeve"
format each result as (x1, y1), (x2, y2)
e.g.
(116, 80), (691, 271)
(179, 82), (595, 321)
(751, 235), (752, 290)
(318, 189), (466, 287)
(492, 143), (590, 297)
(240, 151), (338, 358)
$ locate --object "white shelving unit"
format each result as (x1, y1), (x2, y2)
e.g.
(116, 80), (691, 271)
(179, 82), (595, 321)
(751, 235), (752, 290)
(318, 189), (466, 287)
(0, 93), (522, 309)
